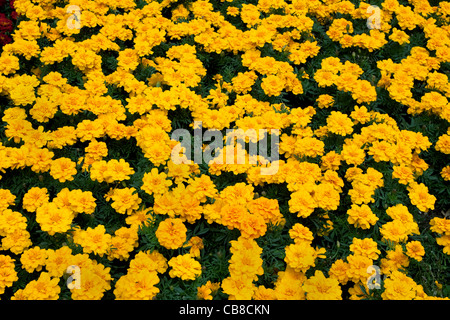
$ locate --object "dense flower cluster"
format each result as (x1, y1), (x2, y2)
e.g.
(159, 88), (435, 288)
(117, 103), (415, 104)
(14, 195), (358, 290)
(0, 0), (449, 300)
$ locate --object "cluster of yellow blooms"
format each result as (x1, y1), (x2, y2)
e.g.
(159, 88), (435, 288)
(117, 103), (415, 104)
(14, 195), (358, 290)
(0, 0), (449, 300)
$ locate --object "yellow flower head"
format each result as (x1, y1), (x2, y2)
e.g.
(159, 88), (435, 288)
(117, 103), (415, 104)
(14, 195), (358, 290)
(168, 254), (202, 281)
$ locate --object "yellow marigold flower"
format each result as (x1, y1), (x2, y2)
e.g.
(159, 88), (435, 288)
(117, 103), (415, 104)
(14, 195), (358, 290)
(183, 236), (204, 258)
(50, 157), (77, 183)
(0, 255), (18, 295)
(329, 259), (350, 285)
(238, 213), (267, 239)
(70, 265), (111, 300)
(128, 250), (168, 275)
(288, 189), (316, 218)
(380, 220), (409, 243)
(76, 119), (105, 142)
(108, 187), (142, 215)
(430, 217), (450, 235)
(85, 139), (108, 160)
(350, 237), (381, 260)
(247, 197), (284, 226)
(368, 140), (393, 162)
(406, 241), (425, 261)
(153, 191), (178, 217)
(381, 271), (418, 300)
(316, 94), (334, 109)
(313, 182), (341, 211)
(155, 218), (187, 250)
(104, 159), (135, 182)
(315, 68), (338, 87)
(350, 105), (371, 124)
(341, 142), (366, 165)
(220, 203), (248, 230)
(294, 136), (325, 157)
(435, 134), (450, 154)
(125, 206), (154, 228)
(108, 226), (139, 261)
(284, 242), (325, 273)
(168, 253), (202, 281)
(142, 168), (173, 196)
(114, 270), (160, 300)
(381, 244), (409, 275)
(392, 164), (415, 185)
(289, 223), (314, 245)
(221, 276), (256, 300)
(197, 280), (220, 300)
(326, 111), (354, 136)
(348, 181), (376, 204)
(0, 53), (21, 75)
(347, 204), (378, 229)
(186, 174), (218, 203)
(0, 209), (28, 236)
(28, 147), (54, 173)
(20, 247), (48, 273)
(69, 189), (97, 215)
(346, 254), (373, 283)
(0, 189), (16, 212)
(231, 71), (257, 94)
(303, 270), (342, 300)
(441, 165), (450, 181)
(273, 266), (306, 300)
(36, 202), (73, 236)
(261, 74), (285, 97)
(253, 285), (276, 300)
(436, 235), (450, 255)
(1, 228), (32, 254)
(229, 251), (264, 282)
(386, 204), (419, 235)
(407, 182), (436, 212)
(73, 225), (112, 257)
(13, 272), (60, 300)
(320, 150), (341, 171)
(42, 246), (73, 278)
(389, 28), (410, 44)
(48, 126), (77, 149)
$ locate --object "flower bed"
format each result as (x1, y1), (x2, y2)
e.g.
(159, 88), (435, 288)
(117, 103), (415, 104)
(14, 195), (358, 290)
(0, 0), (449, 300)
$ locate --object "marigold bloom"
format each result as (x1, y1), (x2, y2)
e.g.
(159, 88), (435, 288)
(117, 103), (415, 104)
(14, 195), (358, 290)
(326, 111), (354, 136)
(341, 143), (366, 165)
(22, 187), (49, 212)
(408, 182), (436, 212)
(221, 276), (256, 300)
(155, 218), (187, 250)
(13, 272), (60, 300)
(381, 271), (418, 300)
(73, 225), (112, 257)
(347, 204), (378, 229)
(197, 281), (220, 300)
(114, 270), (160, 300)
(329, 259), (350, 285)
(50, 157), (77, 183)
(35, 202), (73, 236)
(168, 254), (202, 281)
(142, 168), (173, 196)
(0, 255), (18, 295)
(303, 270), (342, 300)
(284, 242), (325, 273)
(380, 220), (409, 243)
(406, 241), (425, 261)
(20, 247), (48, 273)
(350, 238), (381, 260)
(108, 187), (142, 215)
(288, 189), (316, 218)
